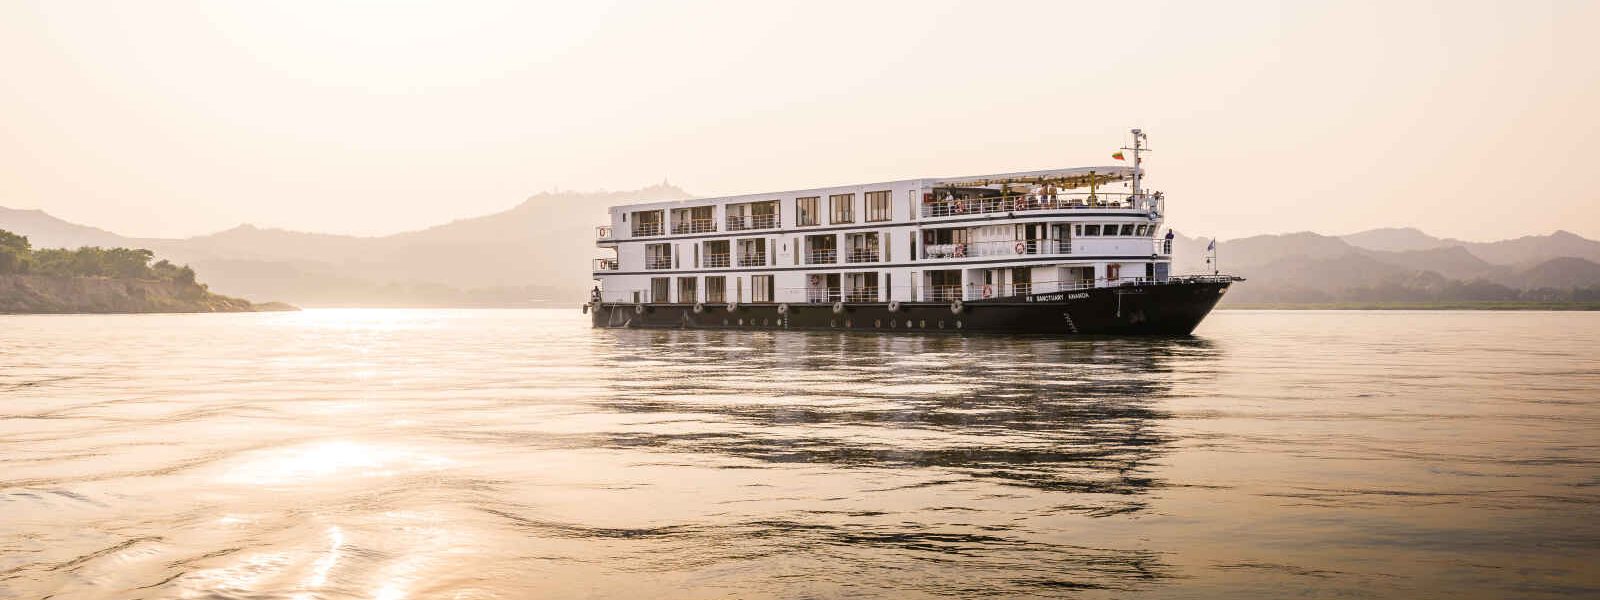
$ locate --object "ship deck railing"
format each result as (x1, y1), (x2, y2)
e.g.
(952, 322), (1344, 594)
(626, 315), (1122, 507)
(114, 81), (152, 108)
(922, 239), (1069, 259)
(671, 219), (718, 234)
(703, 254), (730, 268)
(920, 192), (1160, 218)
(806, 250), (838, 264)
(727, 214), (779, 231)
(592, 258), (618, 271)
(737, 253), (767, 267)
(632, 223), (665, 237)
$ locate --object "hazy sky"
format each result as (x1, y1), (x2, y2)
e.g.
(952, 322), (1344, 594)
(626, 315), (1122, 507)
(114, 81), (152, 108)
(2, 0), (1596, 241)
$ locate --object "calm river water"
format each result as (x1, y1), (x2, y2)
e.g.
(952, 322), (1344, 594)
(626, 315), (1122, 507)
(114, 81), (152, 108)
(1, 309), (1597, 599)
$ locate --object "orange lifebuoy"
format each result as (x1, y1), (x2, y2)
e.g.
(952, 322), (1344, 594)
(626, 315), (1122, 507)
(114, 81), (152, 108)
(1014, 242), (1026, 254)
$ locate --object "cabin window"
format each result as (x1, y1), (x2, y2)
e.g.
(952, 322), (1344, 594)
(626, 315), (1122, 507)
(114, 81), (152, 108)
(737, 239), (767, 267)
(829, 193), (855, 224)
(752, 275), (774, 302)
(865, 190), (892, 222)
(645, 243), (673, 269)
(677, 277), (697, 303)
(796, 197), (820, 226)
(1107, 264), (1121, 281)
(1120, 224), (1135, 236)
(705, 276), (726, 303)
(1083, 224), (1101, 236)
(650, 277), (670, 302)
(1136, 224), (1149, 236)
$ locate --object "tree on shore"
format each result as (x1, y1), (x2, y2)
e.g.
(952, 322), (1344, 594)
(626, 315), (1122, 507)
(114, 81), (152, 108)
(0, 228), (200, 284)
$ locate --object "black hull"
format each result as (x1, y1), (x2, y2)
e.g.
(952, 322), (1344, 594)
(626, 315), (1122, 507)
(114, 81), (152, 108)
(589, 280), (1234, 335)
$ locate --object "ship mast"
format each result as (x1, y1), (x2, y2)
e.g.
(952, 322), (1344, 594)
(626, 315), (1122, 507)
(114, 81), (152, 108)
(1122, 128), (1149, 200)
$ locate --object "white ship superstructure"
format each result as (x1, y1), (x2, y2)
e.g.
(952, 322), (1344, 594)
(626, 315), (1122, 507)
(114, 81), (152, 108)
(591, 133), (1173, 307)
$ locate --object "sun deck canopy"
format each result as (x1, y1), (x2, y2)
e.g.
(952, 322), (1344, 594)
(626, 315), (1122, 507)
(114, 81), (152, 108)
(930, 166), (1136, 190)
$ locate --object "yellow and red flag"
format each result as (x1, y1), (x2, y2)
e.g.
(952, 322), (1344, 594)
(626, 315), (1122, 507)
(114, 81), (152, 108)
(1112, 151), (1125, 161)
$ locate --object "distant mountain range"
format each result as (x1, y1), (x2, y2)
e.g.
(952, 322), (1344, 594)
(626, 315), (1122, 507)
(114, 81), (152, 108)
(3, 198), (1598, 307)
(0, 185), (691, 306)
(1169, 228), (1600, 305)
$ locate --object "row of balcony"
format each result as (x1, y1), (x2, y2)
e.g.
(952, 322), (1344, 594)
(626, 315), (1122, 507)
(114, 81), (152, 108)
(593, 240), (1167, 272)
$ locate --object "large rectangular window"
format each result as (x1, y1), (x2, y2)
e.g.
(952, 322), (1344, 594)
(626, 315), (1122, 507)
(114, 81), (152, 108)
(865, 190), (891, 222)
(796, 197), (820, 226)
(829, 193), (855, 224)
(705, 276), (726, 303)
(677, 277), (697, 303)
(702, 240), (730, 268)
(645, 243), (673, 269)
(650, 277), (670, 302)
(752, 275), (774, 302)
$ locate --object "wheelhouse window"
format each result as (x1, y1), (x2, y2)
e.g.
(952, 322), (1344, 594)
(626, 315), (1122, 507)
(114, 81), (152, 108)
(705, 276), (726, 303)
(702, 240), (730, 268)
(796, 197), (820, 226)
(1120, 224), (1136, 236)
(829, 193), (855, 224)
(1081, 224), (1101, 236)
(865, 190), (892, 222)
(645, 243), (673, 269)
(752, 275), (774, 303)
(677, 277), (698, 303)
(631, 210), (664, 237)
(650, 277), (669, 302)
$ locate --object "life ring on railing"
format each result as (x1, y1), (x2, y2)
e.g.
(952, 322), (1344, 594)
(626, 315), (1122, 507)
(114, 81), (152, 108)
(981, 284), (994, 298)
(693, 302), (705, 314)
(777, 303), (789, 315)
(950, 299), (964, 314)
(887, 301), (901, 313)
(635, 304), (645, 315)
(1014, 242), (1026, 255)
(727, 302), (739, 313)
(953, 244), (966, 258)
(832, 301), (845, 314)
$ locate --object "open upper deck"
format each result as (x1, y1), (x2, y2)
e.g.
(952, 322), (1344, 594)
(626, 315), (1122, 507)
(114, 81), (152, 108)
(597, 166), (1150, 240)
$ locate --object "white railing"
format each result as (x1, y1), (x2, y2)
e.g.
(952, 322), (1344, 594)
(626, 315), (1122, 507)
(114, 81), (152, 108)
(672, 219), (717, 234)
(703, 254), (730, 268)
(727, 214), (779, 231)
(922, 239), (1069, 259)
(645, 257), (672, 270)
(738, 253), (767, 267)
(920, 192), (1160, 218)
(806, 249), (837, 264)
(844, 287), (879, 302)
(592, 258), (618, 271)
(846, 249), (880, 263)
(632, 222), (664, 237)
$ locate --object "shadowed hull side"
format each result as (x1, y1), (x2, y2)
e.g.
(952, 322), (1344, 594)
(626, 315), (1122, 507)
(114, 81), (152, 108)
(589, 280), (1232, 335)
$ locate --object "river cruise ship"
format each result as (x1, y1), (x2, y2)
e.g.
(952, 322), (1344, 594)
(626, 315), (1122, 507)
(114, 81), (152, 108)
(585, 130), (1238, 334)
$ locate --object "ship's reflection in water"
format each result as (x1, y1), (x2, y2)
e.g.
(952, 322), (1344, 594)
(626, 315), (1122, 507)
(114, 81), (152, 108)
(572, 330), (1220, 593)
